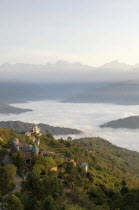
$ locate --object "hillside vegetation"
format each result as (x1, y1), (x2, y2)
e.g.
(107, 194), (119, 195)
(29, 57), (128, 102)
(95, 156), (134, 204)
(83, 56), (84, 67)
(0, 128), (139, 209)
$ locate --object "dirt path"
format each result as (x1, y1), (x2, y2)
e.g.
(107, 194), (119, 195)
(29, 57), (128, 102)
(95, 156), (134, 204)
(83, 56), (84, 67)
(12, 175), (23, 193)
(2, 154), (12, 165)
(2, 153), (23, 196)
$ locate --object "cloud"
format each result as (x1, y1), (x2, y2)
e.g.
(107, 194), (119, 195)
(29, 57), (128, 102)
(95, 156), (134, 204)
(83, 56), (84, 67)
(1, 100), (139, 152)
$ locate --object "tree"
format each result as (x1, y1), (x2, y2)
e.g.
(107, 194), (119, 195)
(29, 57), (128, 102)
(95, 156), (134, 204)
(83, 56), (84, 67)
(43, 195), (58, 210)
(121, 179), (127, 187)
(121, 186), (129, 194)
(33, 164), (45, 176)
(6, 194), (23, 210)
(5, 164), (17, 180)
(14, 151), (24, 168)
(45, 157), (56, 169)
(67, 136), (72, 141)
(0, 166), (14, 195)
(46, 132), (54, 139)
(65, 151), (73, 158)
(25, 173), (41, 195)
(34, 156), (56, 171)
(64, 204), (84, 210)
(121, 178), (129, 194)
(42, 176), (63, 198)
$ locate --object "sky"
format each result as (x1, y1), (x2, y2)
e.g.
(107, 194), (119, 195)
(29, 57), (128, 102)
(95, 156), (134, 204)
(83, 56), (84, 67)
(1, 0), (139, 66)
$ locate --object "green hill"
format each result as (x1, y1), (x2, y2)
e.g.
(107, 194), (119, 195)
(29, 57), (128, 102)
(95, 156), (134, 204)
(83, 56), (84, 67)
(0, 128), (139, 209)
(0, 120), (82, 135)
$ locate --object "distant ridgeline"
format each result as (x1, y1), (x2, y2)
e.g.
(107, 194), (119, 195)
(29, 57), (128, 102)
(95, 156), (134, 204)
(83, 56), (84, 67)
(0, 121), (82, 135)
(100, 115), (139, 129)
(0, 102), (32, 114)
(63, 81), (139, 105)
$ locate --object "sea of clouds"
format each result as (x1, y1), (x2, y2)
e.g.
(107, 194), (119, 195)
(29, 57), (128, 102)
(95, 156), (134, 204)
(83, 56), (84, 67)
(0, 100), (139, 152)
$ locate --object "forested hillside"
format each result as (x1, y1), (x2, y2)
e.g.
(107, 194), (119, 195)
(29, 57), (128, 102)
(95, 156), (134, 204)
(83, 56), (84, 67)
(0, 128), (139, 209)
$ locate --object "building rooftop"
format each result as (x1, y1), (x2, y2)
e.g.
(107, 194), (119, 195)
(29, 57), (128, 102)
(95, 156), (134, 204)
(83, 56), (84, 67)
(13, 137), (19, 141)
(81, 162), (88, 167)
(19, 146), (32, 152)
(32, 144), (39, 153)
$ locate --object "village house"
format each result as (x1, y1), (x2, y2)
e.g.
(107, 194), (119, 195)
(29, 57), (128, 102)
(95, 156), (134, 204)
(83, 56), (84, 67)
(50, 166), (58, 172)
(11, 125), (53, 163)
(25, 125), (42, 145)
(11, 137), (46, 163)
(65, 157), (77, 167)
(81, 162), (88, 173)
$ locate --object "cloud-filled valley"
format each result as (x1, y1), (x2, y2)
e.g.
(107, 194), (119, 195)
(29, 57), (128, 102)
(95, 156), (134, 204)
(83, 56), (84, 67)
(0, 100), (139, 152)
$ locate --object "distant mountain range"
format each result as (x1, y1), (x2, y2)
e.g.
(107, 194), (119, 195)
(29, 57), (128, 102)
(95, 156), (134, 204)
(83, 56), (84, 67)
(100, 60), (133, 70)
(1, 60), (139, 110)
(64, 81), (139, 105)
(100, 115), (139, 129)
(0, 81), (107, 114)
(0, 82), (105, 115)
(1, 60), (139, 83)
(0, 82), (104, 104)
(0, 121), (82, 135)
(2, 80), (139, 112)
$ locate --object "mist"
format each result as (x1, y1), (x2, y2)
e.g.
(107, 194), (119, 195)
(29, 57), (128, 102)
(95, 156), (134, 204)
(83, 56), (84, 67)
(0, 100), (139, 152)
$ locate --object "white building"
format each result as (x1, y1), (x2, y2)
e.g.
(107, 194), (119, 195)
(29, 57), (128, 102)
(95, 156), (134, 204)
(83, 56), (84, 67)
(81, 162), (88, 173)
(30, 125), (40, 134)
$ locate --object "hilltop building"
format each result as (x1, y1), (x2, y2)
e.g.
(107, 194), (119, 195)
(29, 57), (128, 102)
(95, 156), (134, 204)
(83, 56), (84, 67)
(30, 125), (40, 135)
(81, 162), (88, 173)
(11, 125), (53, 163)
(11, 138), (54, 163)
(25, 125), (42, 137)
(25, 125), (42, 146)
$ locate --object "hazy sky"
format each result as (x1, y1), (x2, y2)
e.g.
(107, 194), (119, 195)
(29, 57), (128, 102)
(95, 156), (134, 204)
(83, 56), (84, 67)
(1, 0), (139, 66)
